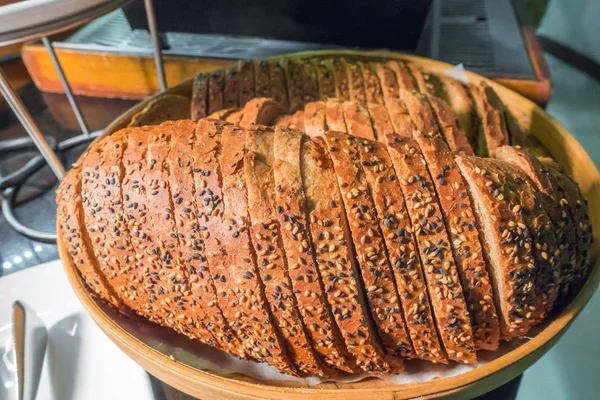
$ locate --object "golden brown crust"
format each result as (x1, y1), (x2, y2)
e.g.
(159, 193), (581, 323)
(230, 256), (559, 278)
(387, 136), (476, 363)
(273, 127), (358, 373)
(191, 73), (209, 120)
(207, 72), (225, 115)
(359, 62), (385, 105)
(57, 165), (123, 309)
(353, 137), (443, 362)
(239, 98), (286, 127)
(387, 61), (418, 91)
(303, 101), (326, 137)
(284, 59), (307, 112)
(414, 132), (500, 350)
(268, 61), (289, 110)
(469, 83), (509, 157)
(323, 98), (347, 132)
(367, 102), (395, 143)
(455, 155), (537, 339)
(274, 114), (293, 128)
(254, 61), (272, 98)
(342, 101), (375, 140)
(244, 125), (327, 376)
(323, 132), (413, 360)
(332, 59), (350, 101)
(439, 75), (478, 148)
(238, 60), (256, 107)
(346, 60), (367, 105)
(289, 110), (305, 131)
(208, 108), (240, 121)
(316, 60), (337, 100)
(301, 136), (395, 373)
(223, 69), (239, 109)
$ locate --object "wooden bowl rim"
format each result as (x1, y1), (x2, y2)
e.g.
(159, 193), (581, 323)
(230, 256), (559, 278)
(61, 49), (600, 399)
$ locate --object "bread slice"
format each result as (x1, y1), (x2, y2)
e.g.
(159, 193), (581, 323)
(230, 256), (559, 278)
(367, 103), (395, 143)
(284, 59), (307, 112)
(324, 98), (347, 132)
(495, 146), (570, 312)
(223, 68), (239, 109)
(346, 60), (367, 105)
(359, 62), (385, 105)
(387, 61), (419, 91)
(273, 127), (357, 373)
(141, 123), (221, 346)
(539, 162), (593, 288)
(128, 95), (190, 128)
(191, 73), (209, 120)
(316, 60), (336, 100)
(238, 60), (256, 106)
(168, 120), (248, 357)
(387, 136), (476, 363)
(469, 83), (509, 157)
(301, 136), (396, 373)
(208, 108), (240, 121)
(207, 71), (224, 115)
(375, 64), (414, 138)
(300, 60), (319, 105)
(239, 98), (286, 127)
(274, 114), (293, 128)
(289, 110), (305, 131)
(414, 131), (500, 350)
(332, 59), (351, 101)
(439, 75), (479, 149)
(353, 136), (444, 361)
(244, 125), (327, 376)
(323, 132), (413, 360)
(342, 101), (375, 140)
(224, 109), (244, 125)
(268, 61), (289, 110)
(303, 101), (326, 137)
(455, 155), (537, 338)
(254, 60), (272, 98)
(57, 165), (123, 309)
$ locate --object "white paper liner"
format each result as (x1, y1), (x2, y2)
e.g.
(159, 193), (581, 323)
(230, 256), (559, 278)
(103, 300), (547, 385)
(444, 63), (469, 84)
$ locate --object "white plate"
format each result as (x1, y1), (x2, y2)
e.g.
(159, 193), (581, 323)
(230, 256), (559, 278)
(0, 260), (154, 400)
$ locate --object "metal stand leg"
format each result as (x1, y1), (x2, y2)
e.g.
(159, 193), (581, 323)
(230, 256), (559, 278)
(0, 66), (65, 180)
(144, 0), (167, 92)
(42, 36), (90, 136)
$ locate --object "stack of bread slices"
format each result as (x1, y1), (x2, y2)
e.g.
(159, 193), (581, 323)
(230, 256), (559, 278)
(57, 58), (593, 377)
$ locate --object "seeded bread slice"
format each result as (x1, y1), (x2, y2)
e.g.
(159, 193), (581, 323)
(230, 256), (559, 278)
(268, 61), (289, 110)
(57, 165), (123, 309)
(469, 83), (509, 157)
(540, 162), (593, 288)
(455, 155), (537, 339)
(342, 101), (376, 140)
(484, 158), (560, 323)
(284, 59), (307, 112)
(346, 60), (367, 105)
(375, 64), (414, 138)
(223, 68), (239, 109)
(207, 72), (225, 115)
(244, 125), (328, 376)
(332, 59), (351, 101)
(405, 95), (500, 349)
(218, 123), (297, 374)
(289, 110), (305, 131)
(359, 62), (385, 105)
(387, 136), (476, 363)
(316, 60), (336, 100)
(439, 75), (479, 149)
(254, 61), (272, 98)
(238, 60), (256, 107)
(323, 132), (413, 360)
(239, 98), (286, 127)
(301, 136), (396, 373)
(273, 127), (357, 373)
(367, 103), (395, 143)
(354, 136), (444, 361)
(191, 73), (209, 120)
(140, 123), (220, 345)
(387, 61), (419, 91)
(495, 146), (571, 312)
(303, 101), (326, 137)
(414, 131), (500, 351)
(168, 120), (248, 357)
(324, 98), (347, 133)
(300, 60), (319, 105)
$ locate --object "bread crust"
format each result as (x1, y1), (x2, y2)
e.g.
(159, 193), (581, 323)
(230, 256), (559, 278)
(289, 110), (305, 131)
(386, 61), (418, 91)
(191, 73), (209, 120)
(223, 68), (239, 109)
(414, 131), (500, 351)
(239, 98), (286, 127)
(375, 64), (414, 138)
(359, 62), (385, 105)
(324, 132), (413, 360)
(301, 136), (396, 373)
(208, 108), (240, 121)
(303, 101), (326, 137)
(324, 98), (347, 132)
(268, 61), (289, 110)
(342, 101), (376, 140)
(284, 59), (307, 112)
(387, 136), (476, 363)
(346, 60), (367, 105)
(273, 127), (357, 373)
(455, 155), (537, 339)
(57, 165), (123, 309)
(439, 75), (478, 148)
(254, 61), (272, 98)
(332, 59), (351, 101)
(469, 83), (509, 157)
(274, 114), (293, 128)
(238, 60), (256, 107)
(207, 72), (224, 115)
(244, 125), (327, 376)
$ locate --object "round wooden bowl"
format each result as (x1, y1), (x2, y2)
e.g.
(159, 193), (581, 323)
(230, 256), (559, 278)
(58, 50), (600, 400)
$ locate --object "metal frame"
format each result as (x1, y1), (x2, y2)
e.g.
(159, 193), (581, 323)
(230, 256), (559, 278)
(0, 0), (166, 242)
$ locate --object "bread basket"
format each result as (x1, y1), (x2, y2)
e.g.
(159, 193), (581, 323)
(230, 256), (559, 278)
(57, 50), (600, 399)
